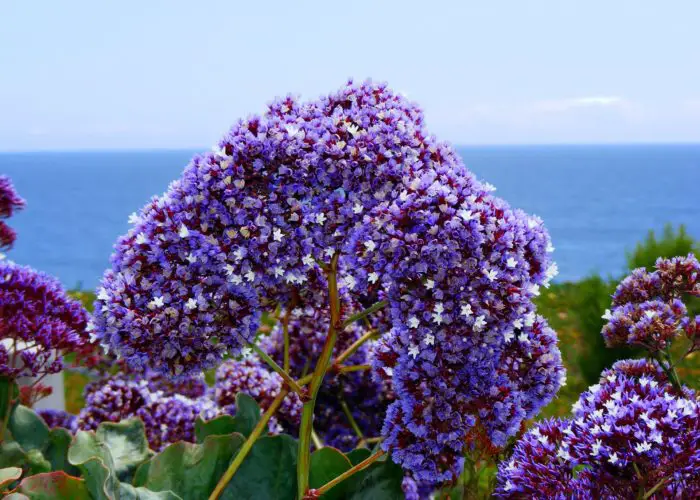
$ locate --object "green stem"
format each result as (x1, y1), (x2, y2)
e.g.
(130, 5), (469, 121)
(296, 253), (341, 498)
(341, 300), (388, 329)
(311, 429), (324, 449)
(0, 379), (15, 443)
(651, 352), (683, 393)
(209, 388), (288, 500)
(312, 450), (385, 496)
(337, 364), (371, 374)
(642, 477), (668, 499)
(334, 329), (378, 365)
(340, 399), (364, 439)
(282, 308), (291, 373)
(249, 343), (306, 398)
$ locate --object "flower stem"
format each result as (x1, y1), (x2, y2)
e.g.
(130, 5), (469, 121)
(334, 329), (378, 366)
(282, 308), (292, 372)
(208, 388), (288, 500)
(341, 300), (388, 329)
(0, 377), (16, 443)
(311, 449), (385, 496)
(249, 343), (307, 398)
(651, 351), (683, 393)
(337, 364), (371, 374)
(296, 253), (341, 498)
(340, 398), (364, 439)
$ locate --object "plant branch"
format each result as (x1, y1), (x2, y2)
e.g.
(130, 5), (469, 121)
(334, 329), (378, 366)
(336, 364), (371, 374)
(341, 301), (388, 329)
(340, 399), (364, 439)
(311, 449), (385, 496)
(209, 388), (288, 500)
(249, 343), (307, 398)
(282, 307), (292, 372)
(297, 252), (341, 498)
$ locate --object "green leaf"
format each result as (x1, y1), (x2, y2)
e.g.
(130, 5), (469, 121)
(44, 428), (80, 476)
(25, 449), (51, 476)
(133, 433), (245, 499)
(96, 418), (150, 481)
(8, 405), (49, 452)
(9, 471), (91, 500)
(343, 455), (404, 500)
(222, 434), (298, 500)
(195, 393), (261, 443)
(309, 447), (352, 500)
(345, 448), (371, 466)
(118, 483), (182, 500)
(0, 377), (19, 437)
(67, 430), (119, 500)
(0, 467), (22, 490)
(0, 441), (27, 468)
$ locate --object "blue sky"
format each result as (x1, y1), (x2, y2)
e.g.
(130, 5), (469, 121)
(1, 0), (699, 150)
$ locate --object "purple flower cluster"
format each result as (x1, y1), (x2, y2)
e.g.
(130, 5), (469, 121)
(603, 255), (700, 352)
(0, 176), (24, 250)
(93, 80), (560, 483)
(77, 376), (152, 430)
(0, 261), (90, 379)
(496, 359), (700, 498)
(37, 408), (78, 432)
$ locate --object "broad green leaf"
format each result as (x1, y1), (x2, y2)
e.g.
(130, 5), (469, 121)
(96, 419), (150, 481)
(0, 467), (22, 490)
(8, 405), (49, 452)
(133, 433), (245, 499)
(118, 483), (182, 500)
(345, 448), (371, 466)
(67, 430), (119, 500)
(309, 447), (352, 500)
(195, 393), (261, 442)
(25, 449), (51, 476)
(343, 455), (404, 500)
(9, 471), (91, 500)
(222, 434), (298, 500)
(0, 442), (27, 468)
(44, 428), (80, 476)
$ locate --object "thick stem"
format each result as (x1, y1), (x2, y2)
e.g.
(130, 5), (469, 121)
(249, 343), (307, 398)
(311, 450), (385, 496)
(282, 308), (292, 372)
(341, 301), (387, 329)
(208, 388), (288, 500)
(651, 351), (683, 393)
(337, 364), (371, 374)
(334, 329), (378, 366)
(0, 377), (15, 443)
(296, 253), (341, 498)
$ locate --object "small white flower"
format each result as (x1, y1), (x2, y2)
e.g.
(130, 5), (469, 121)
(383, 367), (393, 377)
(506, 257), (517, 269)
(591, 439), (603, 456)
(324, 247), (336, 258)
(97, 288), (109, 302)
(364, 240), (376, 252)
(635, 441), (652, 454)
(285, 124), (300, 137)
(353, 203), (363, 214)
(135, 232), (147, 245)
(315, 213), (327, 225)
(484, 268), (498, 281)
(473, 315), (486, 331)
(644, 310), (656, 319)
(504, 331), (515, 343)
(424, 333), (435, 346)
(179, 224), (190, 238)
(504, 480), (514, 492)
(458, 209), (478, 222)
(602, 309), (612, 320)
(302, 254), (315, 267)
(343, 275), (357, 290)
(346, 123), (360, 136)
(273, 228), (284, 242)
(274, 266), (285, 278)
(128, 212), (141, 224)
(149, 296), (165, 309)
(367, 272), (379, 284)
(518, 332), (529, 343)
(512, 318), (523, 329)
(408, 344), (420, 359)
(408, 317), (420, 329)
(557, 447), (572, 461)
(185, 298), (197, 310)
(460, 304), (473, 318)
(425, 279), (435, 290)
(546, 242), (555, 253)
(608, 452), (619, 465)
(186, 253), (197, 264)
(245, 270), (256, 282)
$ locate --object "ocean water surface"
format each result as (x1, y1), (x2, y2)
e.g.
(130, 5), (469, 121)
(1, 145), (698, 289)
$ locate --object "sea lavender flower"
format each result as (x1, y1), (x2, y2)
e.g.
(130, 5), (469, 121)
(136, 394), (218, 451)
(603, 255), (700, 351)
(0, 176), (24, 250)
(37, 408), (78, 433)
(93, 80), (558, 484)
(496, 359), (700, 498)
(77, 376), (152, 430)
(0, 261), (90, 379)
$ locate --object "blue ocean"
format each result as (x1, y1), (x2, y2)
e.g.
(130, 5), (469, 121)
(1, 145), (699, 289)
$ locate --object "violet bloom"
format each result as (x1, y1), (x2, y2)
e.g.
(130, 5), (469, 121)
(0, 176), (24, 250)
(603, 255), (700, 352)
(496, 359), (700, 498)
(0, 261), (90, 379)
(77, 376), (151, 431)
(93, 80), (558, 484)
(37, 408), (78, 433)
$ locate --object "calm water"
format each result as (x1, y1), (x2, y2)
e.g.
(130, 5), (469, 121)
(1, 145), (699, 289)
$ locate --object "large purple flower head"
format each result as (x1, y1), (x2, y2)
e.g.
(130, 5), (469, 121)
(0, 261), (90, 379)
(137, 394), (218, 451)
(0, 176), (25, 250)
(603, 254), (700, 352)
(77, 376), (152, 431)
(93, 80), (558, 484)
(37, 409), (78, 433)
(496, 359), (700, 499)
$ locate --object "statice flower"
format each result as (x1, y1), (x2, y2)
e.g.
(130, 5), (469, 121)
(603, 255), (700, 352)
(0, 176), (24, 250)
(77, 376), (152, 430)
(0, 261), (90, 379)
(496, 359), (700, 498)
(215, 355), (302, 432)
(93, 80), (558, 484)
(37, 408), (78, 432)
(137, 394), (218, 451)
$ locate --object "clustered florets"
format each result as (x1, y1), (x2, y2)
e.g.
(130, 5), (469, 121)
(93, 80), (561, 483)
(0, 176), (24, 250)
(496, 359), (700, 498)
(0, 261), (90, 379)
(37, 408), (78, 432)
(603, 255), (699, 352)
